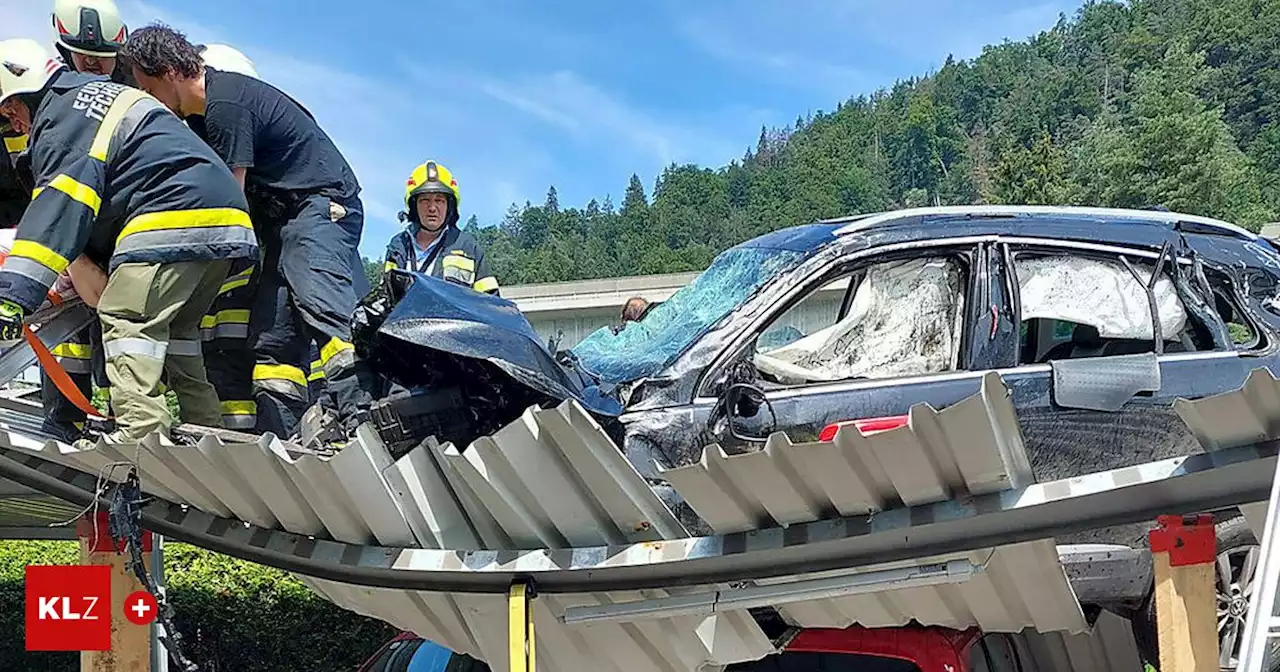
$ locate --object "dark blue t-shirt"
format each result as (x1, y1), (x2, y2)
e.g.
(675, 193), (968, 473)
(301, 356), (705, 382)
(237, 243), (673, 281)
(201, 67), (360, 199)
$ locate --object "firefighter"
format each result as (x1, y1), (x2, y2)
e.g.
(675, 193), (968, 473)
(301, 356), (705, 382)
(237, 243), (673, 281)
(34, 0), (133, 441)
(50, 0), (132, 83)
(123, 24), (373, 442)
(190, 43), (259, 431)
(384, 161), (499, 296)
(0, 38), (258, 445)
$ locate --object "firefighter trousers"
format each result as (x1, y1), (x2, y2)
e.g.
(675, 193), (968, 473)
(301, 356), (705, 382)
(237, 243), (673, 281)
(97, 260), (232, 442)
(248, 191), (373, 439)
(201, 260), (257, 430)
(40, 319), (108, 430)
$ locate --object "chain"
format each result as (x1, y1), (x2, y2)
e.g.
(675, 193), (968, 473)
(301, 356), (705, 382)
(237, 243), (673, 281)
(108, 467), (200, 672)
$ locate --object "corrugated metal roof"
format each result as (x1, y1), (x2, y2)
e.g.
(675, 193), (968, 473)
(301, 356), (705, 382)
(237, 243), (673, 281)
(1173, 365), (1280, 539)
(1015, 609), (1145, 672)
(0, 372), (1088, 672)
(760, 542), (1084, 634)
(661, 371), (1033, 532)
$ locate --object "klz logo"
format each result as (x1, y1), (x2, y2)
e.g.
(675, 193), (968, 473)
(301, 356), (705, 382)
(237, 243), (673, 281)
(25, 565), (111, 651)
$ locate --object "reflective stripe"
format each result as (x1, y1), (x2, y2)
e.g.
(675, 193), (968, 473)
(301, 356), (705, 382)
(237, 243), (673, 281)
(46, 174), (102, 215)
(223, 413), (257, 429)
(252, 363), (308, 388)
(3, 256), (60, 287)
(3, 134), (26, 153)
(319, 337), (354, 365)
(252, 379), (309, 402)
(221, 400), (257, 416)
(200, 309), (250, 329)
(308, 358), (325, 381)
(115, 209), (256, 259)
(55, 358), (93, 374)
(443, 254), (476, 273)
(10, 240), (70, 274)
(199, 309), (250, 341)
(383, 260), (396, 272)
(201, 323), (249, 341)
(117, 207), (252, 244)
(104, 337), (167, 360)
(51, 342), (93, 359)
(30, 187), (43, 199)
(474, 276), (499, 293)
(218, 266), (254, 294)
(168, 339), (202, 357)
(88, 89), (151, 162)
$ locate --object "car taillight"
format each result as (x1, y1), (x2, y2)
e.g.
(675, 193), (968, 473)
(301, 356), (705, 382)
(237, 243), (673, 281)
(818, 415), (909, 442)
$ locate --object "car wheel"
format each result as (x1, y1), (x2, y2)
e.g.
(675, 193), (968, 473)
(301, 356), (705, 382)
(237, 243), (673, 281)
(1215, 517), (1261, 671)
(1133, 516), (1274, 672)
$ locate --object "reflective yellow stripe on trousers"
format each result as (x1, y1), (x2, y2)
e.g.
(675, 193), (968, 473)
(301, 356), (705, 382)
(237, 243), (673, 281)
(252, 364), (309, 401)
(220, 400), (257, 430)
(51, 342), (93, 375)
(318, 336), (355, 378)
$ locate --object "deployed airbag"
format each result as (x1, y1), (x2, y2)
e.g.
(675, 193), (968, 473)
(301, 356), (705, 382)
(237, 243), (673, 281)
(1016, 255), (1187, 340)
(753, 257), (965, 384)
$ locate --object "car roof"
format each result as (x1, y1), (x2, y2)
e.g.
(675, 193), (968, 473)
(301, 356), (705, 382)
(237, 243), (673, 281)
(823, 205), (1258, 241)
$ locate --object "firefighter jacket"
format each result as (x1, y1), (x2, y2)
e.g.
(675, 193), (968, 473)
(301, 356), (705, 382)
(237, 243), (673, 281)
(0, 71), (259, 314)
(383, 224), (499, 296)
(0, 123), (28, 229)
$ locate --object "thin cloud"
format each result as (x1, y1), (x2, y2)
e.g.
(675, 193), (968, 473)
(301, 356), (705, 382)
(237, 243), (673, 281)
(470, 69), (740, 171)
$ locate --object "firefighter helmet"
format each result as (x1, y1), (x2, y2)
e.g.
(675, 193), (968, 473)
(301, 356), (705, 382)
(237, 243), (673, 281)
(402, 161), (460, 230)
(52, 0), (129, 58)
(404, 160), (460, 208)
(200, 44), (258, 78)
(0, 39), (64, 106)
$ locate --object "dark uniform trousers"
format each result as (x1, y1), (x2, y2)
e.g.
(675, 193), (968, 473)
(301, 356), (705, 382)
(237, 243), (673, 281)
(202, 259), (257, 430)
(249, 190), (372, 439)
(40, 320), (108, 436)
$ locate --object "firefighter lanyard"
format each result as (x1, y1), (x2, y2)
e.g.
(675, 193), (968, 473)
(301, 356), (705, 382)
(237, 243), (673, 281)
(410, 232), (445, 274)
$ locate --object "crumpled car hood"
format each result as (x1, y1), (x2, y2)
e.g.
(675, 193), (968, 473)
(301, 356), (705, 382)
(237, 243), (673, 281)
(374, 272), (624, 417)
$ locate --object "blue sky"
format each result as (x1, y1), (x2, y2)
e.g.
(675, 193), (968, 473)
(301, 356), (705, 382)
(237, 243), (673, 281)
(2, 0), (1084, 257)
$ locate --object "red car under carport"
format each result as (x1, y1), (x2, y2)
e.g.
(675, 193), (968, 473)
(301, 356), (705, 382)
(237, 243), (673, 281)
(357, 622), (1031, 672)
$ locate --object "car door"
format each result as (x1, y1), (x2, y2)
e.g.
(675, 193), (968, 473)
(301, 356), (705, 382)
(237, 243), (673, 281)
(696, 237), (1000, 453)
(988, 235), (1270, 486)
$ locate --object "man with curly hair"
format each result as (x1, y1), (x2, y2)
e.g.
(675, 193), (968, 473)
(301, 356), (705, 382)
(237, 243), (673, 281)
(122, 23), (373, 444)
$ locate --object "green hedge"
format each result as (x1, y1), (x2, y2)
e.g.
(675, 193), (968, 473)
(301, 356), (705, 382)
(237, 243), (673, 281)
(0, 540), (397, 672)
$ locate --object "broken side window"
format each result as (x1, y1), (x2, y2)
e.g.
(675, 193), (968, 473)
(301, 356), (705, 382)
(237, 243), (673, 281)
(751, 256), (967, 385)
(1014, 252), (1203, 364)
(1202, 267), (1261, 349)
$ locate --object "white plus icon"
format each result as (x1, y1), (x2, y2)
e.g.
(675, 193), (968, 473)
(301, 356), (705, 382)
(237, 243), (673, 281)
(131, 598), (151, 620)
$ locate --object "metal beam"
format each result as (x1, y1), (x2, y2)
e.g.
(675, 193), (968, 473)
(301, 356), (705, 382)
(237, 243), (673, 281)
(0, 300), (94, 386)
(0, 441), (1272, 594)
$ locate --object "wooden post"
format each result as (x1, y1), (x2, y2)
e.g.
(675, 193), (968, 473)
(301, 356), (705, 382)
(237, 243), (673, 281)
(1149, 514), (1219, 672)
(75, 512), (152, 672)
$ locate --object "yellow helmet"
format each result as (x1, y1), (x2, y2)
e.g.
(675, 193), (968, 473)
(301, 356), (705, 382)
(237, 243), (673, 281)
(403, 160), (460, 209)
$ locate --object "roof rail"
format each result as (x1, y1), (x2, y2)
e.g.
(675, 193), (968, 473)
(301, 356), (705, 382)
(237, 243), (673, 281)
(828, 205), (1257, 241)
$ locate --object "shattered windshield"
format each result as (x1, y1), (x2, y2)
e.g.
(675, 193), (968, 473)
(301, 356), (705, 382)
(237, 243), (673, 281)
(570, 245), (808, 385)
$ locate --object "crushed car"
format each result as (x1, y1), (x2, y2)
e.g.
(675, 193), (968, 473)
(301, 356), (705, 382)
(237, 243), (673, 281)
(350, 205), (1280, 669)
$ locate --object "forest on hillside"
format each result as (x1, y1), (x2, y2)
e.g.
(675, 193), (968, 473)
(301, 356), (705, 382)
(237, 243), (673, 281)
(372, 0), (1280, 287)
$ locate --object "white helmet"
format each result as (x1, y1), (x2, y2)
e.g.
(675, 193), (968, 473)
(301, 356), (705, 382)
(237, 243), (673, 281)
(199, 44), (258, 79)
(52, 0), (128, 58)
(0, 39), (65, 106)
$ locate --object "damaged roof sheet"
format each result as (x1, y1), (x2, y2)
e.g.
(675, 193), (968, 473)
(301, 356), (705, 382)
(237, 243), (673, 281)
(1172, 366), (1280, 539)
(0, 373), (1085, 671)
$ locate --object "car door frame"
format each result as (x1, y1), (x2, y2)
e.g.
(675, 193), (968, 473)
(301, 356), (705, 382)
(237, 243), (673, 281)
(989, 233), (1253, 376)
(688, 234), (1000, 444)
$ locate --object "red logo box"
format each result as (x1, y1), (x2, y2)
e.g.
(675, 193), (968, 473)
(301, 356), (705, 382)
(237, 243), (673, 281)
(25, 565), (111, 651)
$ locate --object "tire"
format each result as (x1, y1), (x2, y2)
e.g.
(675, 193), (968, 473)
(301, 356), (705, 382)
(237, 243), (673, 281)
(1132, 515), (1276, 671)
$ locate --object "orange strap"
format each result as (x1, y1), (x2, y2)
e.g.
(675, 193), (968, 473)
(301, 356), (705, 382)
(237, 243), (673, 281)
(23, 325), (110, 420)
